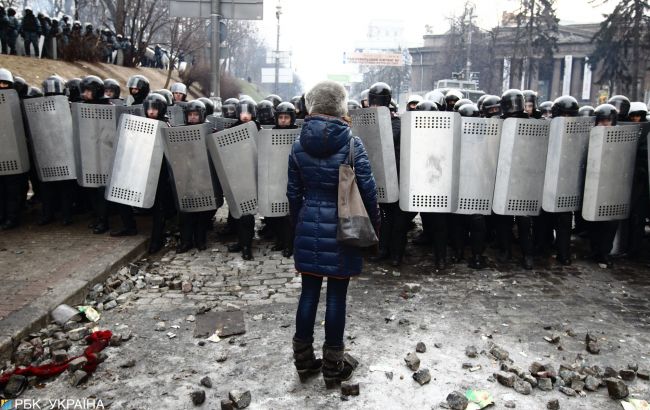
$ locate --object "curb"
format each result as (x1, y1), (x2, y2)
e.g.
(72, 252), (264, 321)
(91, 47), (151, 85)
(0, 238), (147, 363)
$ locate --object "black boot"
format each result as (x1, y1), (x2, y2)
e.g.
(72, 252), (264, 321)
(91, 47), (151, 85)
(322, 345), (355, 389)
(468, 254), (487, 269)
(292, 338), (322, 382)
(242, 246), (253, 260)
(227, 243), (242, 253)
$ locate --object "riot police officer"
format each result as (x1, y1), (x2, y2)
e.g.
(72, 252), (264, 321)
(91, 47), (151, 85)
(221, 97), (238, 119)
(368, 82), (412, 267)
(625, 102), (649, 258)
(0, 68), (28, 230)
(406, 95), (422, 111)
(579, 105), (595, 117)
(522, 90), (542, 119)
(453, 98), (472, 112)
(481, 95), (502, 118)
(79, 76), (112, 234)
(154, 89), (173, 106)
(539, 101), (553, 119)
(170, 82), (187, 103)
(226, 99), (260, 260)
(257, 100), (275, 126)
(359, 89), (369, 109)
(588, 104), (620, 268)
(265, 94), (282, 109)
(496, 89), (535, 269)
(65, 78), (82, 102)
(104, 78), (121, 100)
(444, 89), (463, 112)
(607, 95), (630, 122)
(347, 100), (361, 112)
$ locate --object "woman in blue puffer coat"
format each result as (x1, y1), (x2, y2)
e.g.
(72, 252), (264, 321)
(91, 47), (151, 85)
(287, 80), (380, 387)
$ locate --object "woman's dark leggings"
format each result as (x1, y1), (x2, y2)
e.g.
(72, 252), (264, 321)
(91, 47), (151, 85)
(295, 274), (350, 347)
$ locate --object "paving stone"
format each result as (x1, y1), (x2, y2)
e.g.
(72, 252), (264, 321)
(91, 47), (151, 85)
(341, 382), (359, 396)
(547, 399), (560, 410)
(412, 368), (431, 385)
(190, 390), (206, 405)
(445, 390), (468, 410)
(404, 352), (420, 371)
(494, 371), (516, 387)
(229, 390), (251, 409)
(605, 378), (629, 399)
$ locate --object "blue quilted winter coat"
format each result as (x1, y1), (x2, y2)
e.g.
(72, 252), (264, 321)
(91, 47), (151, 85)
(287, 115), (380, 278)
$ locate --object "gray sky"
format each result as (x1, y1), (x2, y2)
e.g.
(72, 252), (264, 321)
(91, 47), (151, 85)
(257, 0), (615, 90)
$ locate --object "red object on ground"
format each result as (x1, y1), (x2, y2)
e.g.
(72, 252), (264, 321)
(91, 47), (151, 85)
(0, 330), (112, 385)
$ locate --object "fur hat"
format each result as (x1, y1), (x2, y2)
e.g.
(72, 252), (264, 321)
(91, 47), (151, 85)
(305, 80), (347, 117)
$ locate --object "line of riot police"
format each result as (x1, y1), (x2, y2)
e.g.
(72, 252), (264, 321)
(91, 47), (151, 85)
(348, 83), (648, 270)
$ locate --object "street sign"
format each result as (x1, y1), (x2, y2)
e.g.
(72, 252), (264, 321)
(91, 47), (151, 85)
(261, 68), (293, 84)
(169, 0), (263, 20)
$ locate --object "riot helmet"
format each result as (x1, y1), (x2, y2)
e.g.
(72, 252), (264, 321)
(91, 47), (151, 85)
(290, 96), (302, 112)
(551, 95), (579, 117)
(578, 105), (595, 117)
(359, 89), (370, 108)
(222, 97), (239, 119)
(126, 75), (150, 104)
(522, 90), (539, 114)
(257, 100), (275, 125)
(594, 103), (618, 126)
(152, 89), (173, 106)
(500, 89), (525, 117)
(42, 75), (66, 96)
(236, 99), (257, 122)
(0, 68), (14, 88)
(539, 101), (553, 119)
(368, 82), (392, 107)
(389, 99), (398, 113)
(265, 94), (282, 108)
(482, 95), (502, 118)
(197, 97), (215, 116)
(415, 101), (438, 111)
(143, 94), (168, 121)
(444, 89), (463, 111)
(476, 94), (488, 113)
(627, 102), (648, 122)
(347, 99), (361, 112)
(185, 100), (206, 124)
(13, 77), (28, 99)
(170, 82), (187, 102)
(453, 98), (473, 112)
(407, 95), (423, 111)
(275, 102), (296, 127)
(26, 86), (43, 98)
(65, 78), (82, 102)
(80, 75), (105, 101)
(458, 103), (480, 117)
(104, 78), (121, 99)
(607, 95), (630, 121)
(239, 94), (254, 103)
(425, 89), (446, 111)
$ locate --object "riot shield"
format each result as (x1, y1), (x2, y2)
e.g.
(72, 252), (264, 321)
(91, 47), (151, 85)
(105, 114), (165, 208)
(454, 117), (502, 215)
(119, 104), (144, 117)
(492, 118), (550, 216)
(0, 89), (30, 175)
(350, 107), (399, 203)
(399, 111), (461, 213)
(260, 124), (274, 130)
(542, 116), (594, 212)
(295, 119), (304, 128)
(211, 117), (238, 132)
(71, 103), (119, 187)
(109, 98), (126, 106)
(206, 122), (258, 219)
(257, 128), (300, 217)
(168, 102), (188, 126)
(23, 95), (76, 182)
(582, 124), (639, 221)
(161, 123), (217, 212)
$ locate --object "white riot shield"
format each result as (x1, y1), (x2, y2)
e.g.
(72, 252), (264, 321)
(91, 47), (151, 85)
(0, 90), (30, 175)
(582, 124), (639, 221)
(23, 96), (76, 182)
(105, 114), (165, 208)
(257, 128), (300, 217)
(120, 104), (144, 117)
(454, 117), (502, 215)
(492, 118), (550, 216)
(109, 98), (126, 106)
(161, 123), (217, 212)
(399, 111), (461, 213)
(206, 122), (258, 218)
(296, 119), (304, 128)
(350, 107), (399, 203)
(261, 124), (274, 130)
(71, 103), (119, 187)
(542, 116), (594, 212)
(168, 102), (188, 126)
(212, 117), (237, 132)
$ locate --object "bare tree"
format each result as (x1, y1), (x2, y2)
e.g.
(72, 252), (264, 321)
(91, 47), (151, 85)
(161, 17), (208, 88)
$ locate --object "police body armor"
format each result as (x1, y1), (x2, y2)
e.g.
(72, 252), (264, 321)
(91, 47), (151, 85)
(257, 128), (300, 217)
(454, 117), (502, 215)
(0, 89), (30, 175)
(206, 122), (258, 219)
(23, 95), (77, 182)
(492, 118), (550, 216)
(350, 107), (399, 203)
(105, 114), (165, 208)
(582, 124), (640, 221)
(542, 116), (594, 212)
(399, 111), (461, 213)
(72, 103), (126, 187)
(168, 101), (188, 126)
(161, 123), (217, 212)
